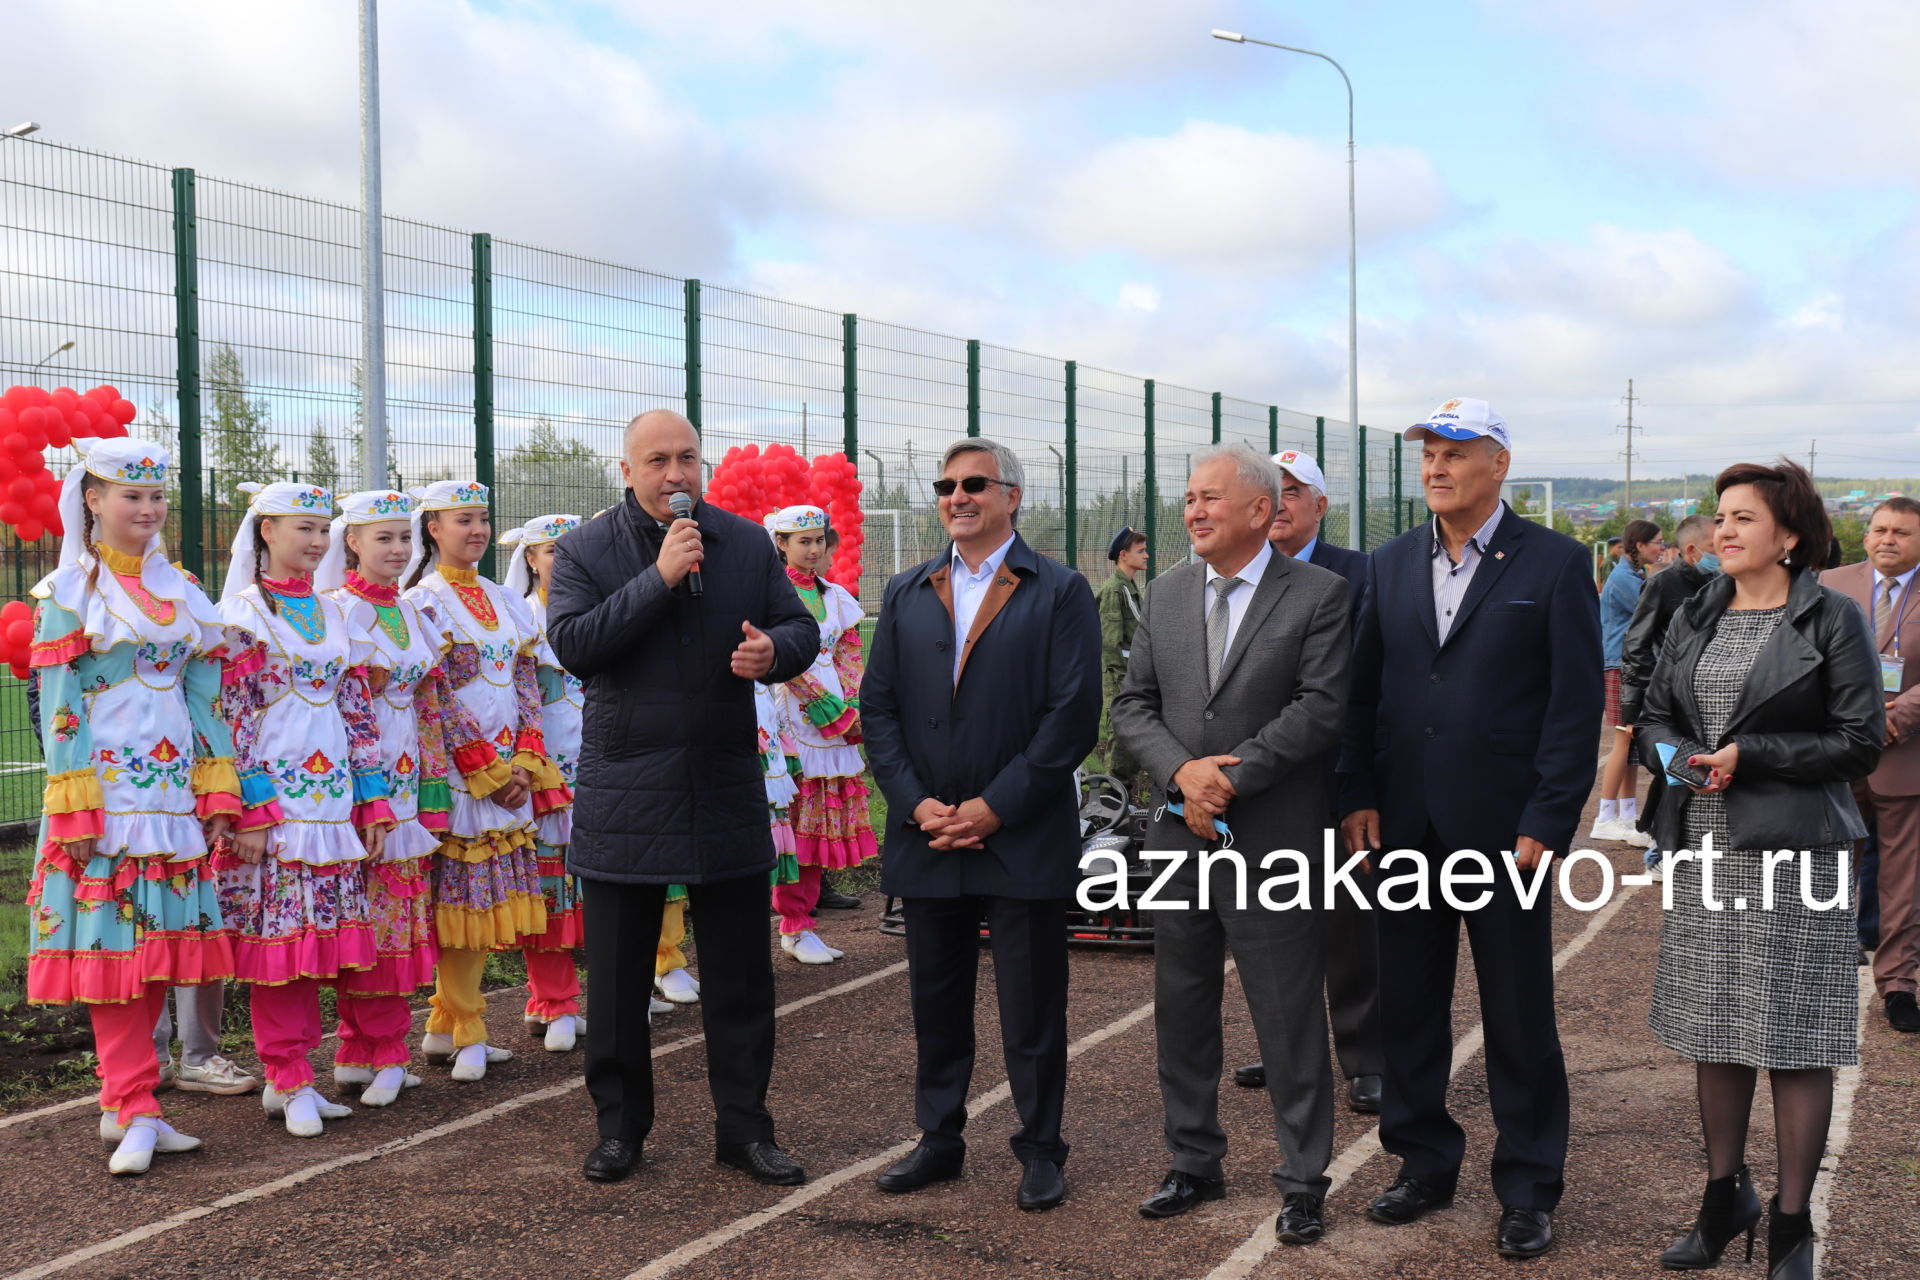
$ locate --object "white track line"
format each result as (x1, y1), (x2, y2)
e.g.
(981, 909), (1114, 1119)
(622, 963), (1189, 1280)
(1201, 883), (1643, 1280)
(1, 959), (909, 1280)
(1810, 963), (1874, 1274)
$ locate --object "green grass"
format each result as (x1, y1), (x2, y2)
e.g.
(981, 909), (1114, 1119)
(0, 842), (31, 1007)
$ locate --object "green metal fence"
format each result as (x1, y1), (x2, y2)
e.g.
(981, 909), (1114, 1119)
(0, 134), (1422, 826)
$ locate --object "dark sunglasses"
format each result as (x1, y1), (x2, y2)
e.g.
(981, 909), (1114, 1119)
(932, 476), (1012, 497)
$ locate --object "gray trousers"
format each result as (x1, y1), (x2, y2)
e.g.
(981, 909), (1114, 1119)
(153, 981), (226, 1067)
(1324, 867), (1385, 1080)
(1154, 854), (1333, 1196)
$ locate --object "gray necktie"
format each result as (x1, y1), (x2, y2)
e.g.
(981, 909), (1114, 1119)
(1877, 576), (1900, 652)
(1207, 575), (1241, 690)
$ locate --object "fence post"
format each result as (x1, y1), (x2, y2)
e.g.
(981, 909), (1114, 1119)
(1268, 406), (1278, 456)
(471, 231), (498, 578)
(683, 278), (702, 433)
(1064, 361), (1078, 571)
(1355, 426), (1368, 550)
(171, 167), (204, 582)
(1143, 379), (1156, 580)
(966, 338), (980, 437)
(1315, 415), (1325, 463)
(841, 313), (857, 463)
(1211, 391), (1222, 444)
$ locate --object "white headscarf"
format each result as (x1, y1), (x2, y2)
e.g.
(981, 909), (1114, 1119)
(220, 481), (336, 603)
(401, 479), (491, 586)
(500, 513), (583, 597)
(313, 488), (414, 592)
(56, 437), (172, 573)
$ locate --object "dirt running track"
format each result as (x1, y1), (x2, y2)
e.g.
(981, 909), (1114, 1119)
(0, 764), (1914, 1280)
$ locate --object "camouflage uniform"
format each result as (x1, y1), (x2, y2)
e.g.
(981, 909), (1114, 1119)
(1095, 568), (1144, 782)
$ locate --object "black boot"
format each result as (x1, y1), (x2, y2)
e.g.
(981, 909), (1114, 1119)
(1766, 1197), (1814, 1280)
(1660, 1165), (1761, 1269)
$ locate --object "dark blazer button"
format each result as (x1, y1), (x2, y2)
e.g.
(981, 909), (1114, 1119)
(1204, 710), (1215, 720)
(935, 639), (949, 651)
(1430, 672), (1441, 684)
(679, 635), (690, 646)
(928, 717), (941, 728)
(1425, 726), (1435, 737)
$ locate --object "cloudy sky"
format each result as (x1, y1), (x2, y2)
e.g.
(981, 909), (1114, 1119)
(9, 0), (1920, 478)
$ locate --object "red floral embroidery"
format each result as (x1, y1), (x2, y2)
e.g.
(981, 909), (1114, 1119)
(301, 749), (335, 776)
(151, 738), (180, 763)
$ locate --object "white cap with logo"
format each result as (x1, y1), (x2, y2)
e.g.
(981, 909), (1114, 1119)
(1270, 449), (1328, 495)
(1404, 397), (1511, 450)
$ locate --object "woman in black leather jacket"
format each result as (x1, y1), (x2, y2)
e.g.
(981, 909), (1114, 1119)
(1637, 460), (1881, 1280)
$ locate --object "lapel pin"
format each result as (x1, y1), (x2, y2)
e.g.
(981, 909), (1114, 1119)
(1494, 551), (1506, 560)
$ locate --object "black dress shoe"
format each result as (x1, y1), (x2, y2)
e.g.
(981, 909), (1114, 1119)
(816, 886), (863, 910)
(1367, 1176), (1453, 1225)
(1887, 991), (1920, 1033)
(1277, 1192), (1325, 1245)
(1496, 1207), (1554, 1258)
(715, 1140), (806, 1186)
(1138, 1169), (1226, 1218)
(1347, 1074), (1383, 1114)
(1017, 1159), (1066, 1211)
(875, 1141), (964, 1194)
(1233, 1062), (1266, 1088)
(583, 1137), (640, 1183)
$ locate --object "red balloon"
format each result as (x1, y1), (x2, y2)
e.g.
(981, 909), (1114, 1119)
(89, 384), (121, 406)
(24, 387), (49, 409)
(8, 477), (34, 503)
(46, 420), (70, 450)
(48, 390), (76, 414)
(15, 408), (44, 434)
(0, 502), (23, 526)
(15, 520), (42, 543)
(16, 452), (43, 475)
(1, 433), (24, 456)
(0, 388), (28, 413)
(30, 493), (56, 519)
(109, 399), (136, 426)
(0, 601), (27, 623)
(45, 511), (62, 537)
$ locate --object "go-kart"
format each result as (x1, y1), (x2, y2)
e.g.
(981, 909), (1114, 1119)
(877, 771), (1158, 949)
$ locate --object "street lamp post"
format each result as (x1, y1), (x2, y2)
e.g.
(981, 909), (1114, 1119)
(360, 0), (389, 488)
(1211, 28), (1361, 548)
(32, 340), (76, 369)
(862, 448), (886, 499)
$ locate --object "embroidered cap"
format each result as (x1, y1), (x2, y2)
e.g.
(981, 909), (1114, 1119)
(501, 513), (583, 596)
(314, 489), (415, 592)
(221, 482), (336, 604)
(764, 505), (828, 536)
(402, 479), (490, 584)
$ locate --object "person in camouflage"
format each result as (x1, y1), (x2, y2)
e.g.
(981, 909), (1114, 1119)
(1096, 527), (1147, 783)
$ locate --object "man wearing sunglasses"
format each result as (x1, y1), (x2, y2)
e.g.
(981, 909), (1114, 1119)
(1109, 443), (1351, 1244)
(862, 437), (1101, 1213)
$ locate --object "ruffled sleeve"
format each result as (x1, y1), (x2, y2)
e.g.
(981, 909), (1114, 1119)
(510, 649), (571, 814)
(784, 670), (858, 739)
(338, 666), (395, 830)
(32, 599), (104, 845)
(184, 652), (243, 820)
(220, 648), (284, 833)
(423, 655), (512, 801)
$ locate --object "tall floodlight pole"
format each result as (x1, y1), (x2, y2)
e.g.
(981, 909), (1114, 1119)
(1212, 29), (1360, 547)
(360, 0), (389, 487)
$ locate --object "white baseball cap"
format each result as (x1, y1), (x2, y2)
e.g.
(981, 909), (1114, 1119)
(1270, 449), (1328, 495)
(1404, 397), (1511, 450)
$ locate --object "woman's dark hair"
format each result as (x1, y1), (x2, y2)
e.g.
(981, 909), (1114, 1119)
(405, 514), (441, 589)
(78, 473), (105, 591)
(252, 517), (281, 614)
(1713, 459), (1832, 572)
(1621, 518), (1661, 568)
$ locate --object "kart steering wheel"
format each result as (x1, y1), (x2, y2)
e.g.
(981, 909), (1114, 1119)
(1078, 772), (1131, 837)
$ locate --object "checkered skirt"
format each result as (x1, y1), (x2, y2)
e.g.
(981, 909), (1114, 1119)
(1647, 606), (1860, 1070)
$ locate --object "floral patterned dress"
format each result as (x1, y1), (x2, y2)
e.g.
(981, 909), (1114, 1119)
(520, 590), (583, 950)
(217, 577), (391, 984)
(757, 679), (801, 886)
(775, 568), (877, 868)
(325, 573), (444, 994)
(405, 565), (555, 950)
(26, 546), (243, 1004)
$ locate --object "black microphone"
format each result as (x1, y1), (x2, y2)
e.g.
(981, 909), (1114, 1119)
(667, 491), (703, 597)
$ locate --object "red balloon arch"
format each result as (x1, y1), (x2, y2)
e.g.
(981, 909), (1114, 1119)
(703, 443), (865, 593)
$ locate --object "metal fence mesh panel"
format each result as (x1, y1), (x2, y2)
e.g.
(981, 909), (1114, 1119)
(0, 135), (1407, 827)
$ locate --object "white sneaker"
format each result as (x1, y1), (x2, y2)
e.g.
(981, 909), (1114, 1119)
(649, 996), (673, 1016)
(543, 1015), (584, 1053)
(176, 1054), (258, 1095)
(422, 1032), (455, 1063)
(156, 1057), (177, 1091)
(359, 1066), (421, 1108)
(1620, 827), (1654, 848)
(450, 1042), (513, 1081)
(1587, 818), (1630, 843)
(656, 968), (701, 1004)
(99, 1112), (204, 1151)
(262, 1084), (352, 1120)
(781, 931), (840, 965)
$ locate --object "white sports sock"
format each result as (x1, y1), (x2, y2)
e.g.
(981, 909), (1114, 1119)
(1620, 797), (1638, 822)
(1598, 799), (1618, 822)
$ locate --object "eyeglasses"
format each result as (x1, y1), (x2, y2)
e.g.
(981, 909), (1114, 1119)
(932, 476), (1012, 498)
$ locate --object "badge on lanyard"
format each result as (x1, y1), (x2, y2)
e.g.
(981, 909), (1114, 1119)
(1882, 655), (1905, 696)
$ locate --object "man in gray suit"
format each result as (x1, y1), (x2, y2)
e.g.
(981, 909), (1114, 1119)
(1111, 443), (1351, 1244)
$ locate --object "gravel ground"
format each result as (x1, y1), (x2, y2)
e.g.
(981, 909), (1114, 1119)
(0, 744), (1913, 1280)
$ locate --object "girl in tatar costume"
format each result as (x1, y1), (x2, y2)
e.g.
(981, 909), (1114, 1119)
(402, 480), (565, 1081)
(498, 516), (588, 1052)
(311, 489), (444, 1106)
(26, 438), (244, 1174)
(765, 505), (876, 964)
(216, 481), (394, 1139)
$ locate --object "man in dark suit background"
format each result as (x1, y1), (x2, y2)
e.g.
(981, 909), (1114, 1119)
(1337, 399), (1602, 1260)
(1234, 448), (1383, 1117)
(861, 437), (1101, 1212)
(1111, 444), (1350, 1244)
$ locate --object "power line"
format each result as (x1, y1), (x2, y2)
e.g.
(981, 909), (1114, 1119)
(1616, 378), (1639, 511)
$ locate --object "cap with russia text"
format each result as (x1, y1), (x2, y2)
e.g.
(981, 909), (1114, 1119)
(1404, 397), (1510, 450)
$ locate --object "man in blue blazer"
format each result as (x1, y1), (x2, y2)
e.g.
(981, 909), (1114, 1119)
(1234, 450), (1384, 1117)
(862, 437), (1101, 1213)
(1336, 399), (1602, 1260)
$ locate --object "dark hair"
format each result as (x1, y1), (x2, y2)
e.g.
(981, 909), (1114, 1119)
(1872, 496), (1920, 524)
(1621, 519), (1662, 568)
(1713, 459), (1832, 572)
(405, 514), (441, 589)
(78, 473), (105, 592)
(252, 517), (281, 614)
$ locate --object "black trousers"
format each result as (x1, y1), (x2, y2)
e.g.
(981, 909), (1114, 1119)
(902, 895), (1070, 1167)
(1325, 858), (1385, 1080)
(582, 873), (776, 1147)
(1374, 828), (1569, 1212)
